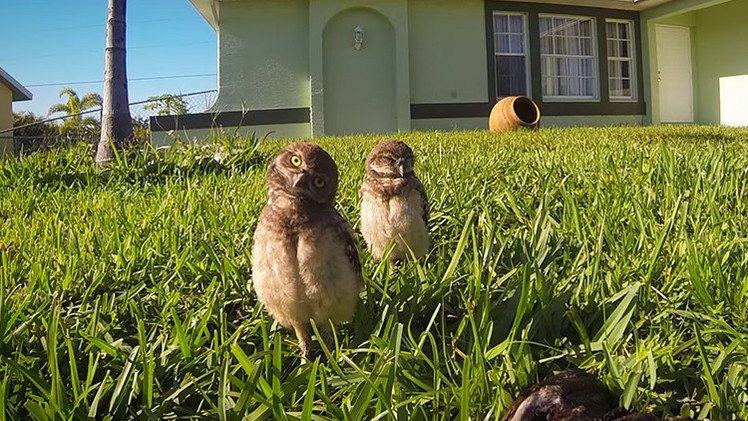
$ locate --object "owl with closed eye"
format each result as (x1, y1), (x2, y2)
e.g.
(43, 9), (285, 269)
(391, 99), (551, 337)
(251, 143), (363, 358)
(359, 140), (430, 262)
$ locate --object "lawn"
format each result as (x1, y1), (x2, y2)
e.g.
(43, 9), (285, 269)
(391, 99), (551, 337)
(1, 126), (747, 420)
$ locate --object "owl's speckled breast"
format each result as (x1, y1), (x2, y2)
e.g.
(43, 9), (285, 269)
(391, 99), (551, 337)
(360, 184), (429, 261)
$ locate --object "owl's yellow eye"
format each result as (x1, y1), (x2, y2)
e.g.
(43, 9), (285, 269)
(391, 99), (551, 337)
(313, 177), (326, 188)
(290, 155), (302, 167)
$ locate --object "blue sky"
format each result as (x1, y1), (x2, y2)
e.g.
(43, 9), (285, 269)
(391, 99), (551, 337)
(0, 0), (217, 116)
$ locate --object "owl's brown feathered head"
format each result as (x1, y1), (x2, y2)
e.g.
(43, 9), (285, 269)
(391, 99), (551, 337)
(365, 140), (416, 179)
(266, 143), (339, 205)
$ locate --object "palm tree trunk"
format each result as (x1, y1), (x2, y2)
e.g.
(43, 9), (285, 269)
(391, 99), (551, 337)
(96, 0), (133, 166)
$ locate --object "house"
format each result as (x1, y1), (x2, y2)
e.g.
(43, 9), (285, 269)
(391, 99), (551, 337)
(0, 67), (32, 157)
(151, 0), (748, 143)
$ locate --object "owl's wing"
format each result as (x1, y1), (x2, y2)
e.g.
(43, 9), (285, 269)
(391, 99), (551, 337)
(413, 178), (430, 224)
(332, 214), (363, 285)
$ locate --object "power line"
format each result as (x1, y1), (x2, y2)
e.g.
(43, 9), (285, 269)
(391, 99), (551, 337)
(26, 73), (217, 88)
(19, 18), (183, 35)
(5, 40), (215, 63)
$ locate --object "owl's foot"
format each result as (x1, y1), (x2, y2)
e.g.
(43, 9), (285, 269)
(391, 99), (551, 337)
(293, 324), (313, 360)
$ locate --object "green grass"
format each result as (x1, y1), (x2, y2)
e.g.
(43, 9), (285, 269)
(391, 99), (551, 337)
(1, 125), (748, 420)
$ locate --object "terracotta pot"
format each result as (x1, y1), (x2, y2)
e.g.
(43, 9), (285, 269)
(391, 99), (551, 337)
(488, 96), (541, 133)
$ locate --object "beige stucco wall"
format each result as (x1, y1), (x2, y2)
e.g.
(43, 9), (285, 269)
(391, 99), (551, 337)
(198, 0), (651, 138)
(0, 84), (13, 158)
(0, 84), (11, 131)
(213, 0), (311, 112)
(309, 0), (411, 136)
(407, 0), (488, 104)
(692, 0), (748, 125)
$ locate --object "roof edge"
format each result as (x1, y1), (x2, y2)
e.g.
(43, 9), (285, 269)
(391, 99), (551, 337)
(188, 0), (218, 31)
(501, 0), (676, 11)
(0, 67), (32, 102)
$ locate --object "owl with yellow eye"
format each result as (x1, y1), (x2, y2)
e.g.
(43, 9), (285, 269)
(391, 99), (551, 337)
(251, 143), (363, 358)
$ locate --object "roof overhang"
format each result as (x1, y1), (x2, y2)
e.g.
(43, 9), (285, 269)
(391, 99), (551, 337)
(0, 67), (32, 102)
(502, 0), (676, 11)
(189, 0), (219, 30)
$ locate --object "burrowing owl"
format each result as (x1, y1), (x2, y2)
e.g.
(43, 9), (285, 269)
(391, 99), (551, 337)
(359, 140), (430, 262)
(251, 143), (363, 357)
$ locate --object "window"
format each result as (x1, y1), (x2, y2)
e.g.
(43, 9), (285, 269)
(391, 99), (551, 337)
(607, 19), (636, 101)
(539, 15), (597, 100)
(493, 12), (530, 98)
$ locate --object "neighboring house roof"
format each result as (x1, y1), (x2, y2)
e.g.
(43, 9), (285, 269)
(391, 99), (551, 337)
(0, 67), (32, 101)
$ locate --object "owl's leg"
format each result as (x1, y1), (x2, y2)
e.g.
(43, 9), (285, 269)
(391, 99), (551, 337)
(292, 323), (313, 359)
(319, 328), (336, 353)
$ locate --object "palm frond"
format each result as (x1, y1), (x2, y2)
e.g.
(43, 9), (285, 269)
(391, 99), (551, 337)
(47, 103), (70, 116)
(81, 93), (103, 110)
(58, 87), (78, 99)
(81, 116), (100, 127)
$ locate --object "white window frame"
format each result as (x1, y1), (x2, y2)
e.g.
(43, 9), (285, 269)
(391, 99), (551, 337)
(606, 18), (637, 102)
(539, 14), (599, 102)
(493, 11), (532, 99)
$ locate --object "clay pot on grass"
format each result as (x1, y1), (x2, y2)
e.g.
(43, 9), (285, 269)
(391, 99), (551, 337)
(489, 96), (541, 132)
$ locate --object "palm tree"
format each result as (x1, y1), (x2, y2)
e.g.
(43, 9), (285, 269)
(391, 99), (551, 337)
(144, 94), (189, 116)
(48, 87), (102, 133)
(96, 0), (133, 166)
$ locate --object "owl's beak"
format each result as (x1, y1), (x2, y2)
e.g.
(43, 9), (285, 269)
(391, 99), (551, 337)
(396, 160), (405, 177)
(292, 173), (305, 188)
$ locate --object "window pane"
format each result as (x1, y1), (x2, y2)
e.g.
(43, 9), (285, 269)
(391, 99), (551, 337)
(509, 34), (525, 54)
(608, 40), (618, 57)
(509, 15), (523, 33)
(619, 22), (628, 39)
(608, 59), (619, 78)
(584, 78), (594, 96)
(495, 15), (508, 32)
(497, 56), (527, 97)
(579, 19), (592, 36)
(494, 13), (529, 98)
(497, 34), (509, 53)
(541, 36), (552, 54)
(607, 22), (617, 38)
(569, 77), (580, 96)
(606, 20), (635, 100)
(583, 60), (593, 77)
(540, 17), (550, 33)
(619, 40), (630, 58)
(540, 14), (597, 99)
(582, 38), (592, 55)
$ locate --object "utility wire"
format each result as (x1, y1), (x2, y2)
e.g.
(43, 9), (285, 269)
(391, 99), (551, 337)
(26, 73), (217, 88)
(17, 18), (183, 35)
(5, 40), (215, 63)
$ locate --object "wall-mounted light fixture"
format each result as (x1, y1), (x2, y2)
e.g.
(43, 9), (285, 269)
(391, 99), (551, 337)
(353, 26), (363, 51)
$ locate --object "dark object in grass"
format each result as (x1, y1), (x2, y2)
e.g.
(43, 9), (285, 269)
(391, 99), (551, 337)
(502, 369), (693, 421)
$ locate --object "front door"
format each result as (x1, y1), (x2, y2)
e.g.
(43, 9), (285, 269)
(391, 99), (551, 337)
(322, 8), (396, 135)
(655, 25), (694, 123)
